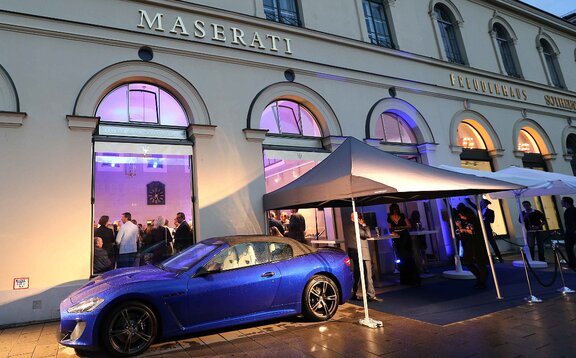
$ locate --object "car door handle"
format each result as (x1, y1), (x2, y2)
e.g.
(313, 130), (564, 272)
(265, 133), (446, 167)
(261, 272), (275, 278)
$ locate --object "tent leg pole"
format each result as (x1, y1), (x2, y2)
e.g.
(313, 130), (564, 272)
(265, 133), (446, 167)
(475, 195), (502, 299)
(442, 199), (474, 280)
(352, 198), (382, 329)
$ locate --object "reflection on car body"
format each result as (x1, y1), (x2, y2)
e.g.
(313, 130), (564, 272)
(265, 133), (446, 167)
(59, 235), (352, 356)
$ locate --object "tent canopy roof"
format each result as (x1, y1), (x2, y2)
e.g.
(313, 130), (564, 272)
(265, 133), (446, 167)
(263, 137), (523, 210)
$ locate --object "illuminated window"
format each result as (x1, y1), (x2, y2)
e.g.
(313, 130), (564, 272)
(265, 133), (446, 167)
(96, 83), (188, 126)
(260, 100), (321, 137)
(374, 112), (417, 144)
(263, 0), (301, 27)
(457, 122), (486, 149)
(363, 0), (395, 48)
(517, 129), (540, 153)
(434, 4), (466, 65)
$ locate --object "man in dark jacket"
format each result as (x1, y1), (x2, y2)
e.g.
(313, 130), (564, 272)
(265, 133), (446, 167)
(520, 201), (548, 262)
(93, 237), (112, 274)
(174, 212), (193, 252)
(561, 197), (576, 270)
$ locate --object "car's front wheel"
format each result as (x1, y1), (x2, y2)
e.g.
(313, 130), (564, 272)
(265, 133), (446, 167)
(101, 301), (157, 357)
(302, 275), (339, 321)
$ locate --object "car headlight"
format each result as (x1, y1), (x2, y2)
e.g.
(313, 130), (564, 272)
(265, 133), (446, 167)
(67, 297), (105, 313)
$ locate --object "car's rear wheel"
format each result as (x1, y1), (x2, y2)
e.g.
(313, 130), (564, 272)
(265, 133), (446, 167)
(302, 275), (339, 321)
(102, 301), (157, 357)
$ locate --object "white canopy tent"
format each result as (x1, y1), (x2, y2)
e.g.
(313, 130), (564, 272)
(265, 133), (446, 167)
(264, 138), (523, 327)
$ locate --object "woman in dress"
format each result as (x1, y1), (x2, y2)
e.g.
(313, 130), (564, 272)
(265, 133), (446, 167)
(388, 204), (420, 285)
(456, 203), (489, 289)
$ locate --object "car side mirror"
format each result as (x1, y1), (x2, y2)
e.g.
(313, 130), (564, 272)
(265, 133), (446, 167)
(195, 264), (221, 277)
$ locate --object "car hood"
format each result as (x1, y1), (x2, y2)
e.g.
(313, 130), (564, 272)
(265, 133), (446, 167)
(68, 265), (177, 304)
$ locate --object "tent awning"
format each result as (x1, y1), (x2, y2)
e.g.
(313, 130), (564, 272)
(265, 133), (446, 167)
(263, 138), (524, 210)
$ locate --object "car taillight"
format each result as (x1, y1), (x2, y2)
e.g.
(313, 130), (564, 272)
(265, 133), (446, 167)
(344, 257), (351, 267)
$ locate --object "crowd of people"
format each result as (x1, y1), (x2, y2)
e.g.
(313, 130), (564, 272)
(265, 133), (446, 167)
(92, 211), (194, 274)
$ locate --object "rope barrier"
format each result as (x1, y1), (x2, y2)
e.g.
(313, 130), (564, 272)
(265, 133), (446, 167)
(521, 246), (558, 287)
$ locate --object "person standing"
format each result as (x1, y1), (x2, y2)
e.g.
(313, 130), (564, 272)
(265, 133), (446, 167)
(268, 211), (285, 236)
(115, 212), (139, 268)
(174, 212), (193, 252)
(561, 197), (576, 271)
(520, 201), (548, 262)
(456, 203), (489, 289)
(466, 198), (503, 263)
(286, 209), (306, 244)
(388, 204), (420, 286)
(344, 212), (382, 302)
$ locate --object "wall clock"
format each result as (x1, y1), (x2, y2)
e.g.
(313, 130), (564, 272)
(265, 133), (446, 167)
(147, 181), (166, 205)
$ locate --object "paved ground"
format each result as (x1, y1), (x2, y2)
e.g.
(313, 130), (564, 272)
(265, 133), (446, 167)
(1, 290), (575, 358)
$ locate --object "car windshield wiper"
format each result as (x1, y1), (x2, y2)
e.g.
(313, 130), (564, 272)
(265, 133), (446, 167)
(154, 263), (165, 271)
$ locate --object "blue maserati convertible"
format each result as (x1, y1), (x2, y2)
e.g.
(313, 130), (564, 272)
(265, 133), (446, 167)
(60, 235), (353, 356)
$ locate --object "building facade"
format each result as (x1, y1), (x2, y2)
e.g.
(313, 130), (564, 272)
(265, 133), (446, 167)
(1, 0), (576, 325)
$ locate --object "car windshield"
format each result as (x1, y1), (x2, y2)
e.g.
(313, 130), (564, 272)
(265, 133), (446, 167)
(160, 242), (220, 273)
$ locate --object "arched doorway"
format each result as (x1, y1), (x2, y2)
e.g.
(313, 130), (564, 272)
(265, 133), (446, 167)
(517, 128), (560, 230)
(457, 120), (509, 238)
(93, 82), (195, 273)
(260, 99), (335, 241)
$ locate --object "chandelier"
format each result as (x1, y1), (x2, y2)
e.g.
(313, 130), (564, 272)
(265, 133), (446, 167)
(125, 161), (137, 178)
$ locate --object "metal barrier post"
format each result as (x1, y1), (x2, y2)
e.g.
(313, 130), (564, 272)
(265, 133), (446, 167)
(554, 244), (575, 295)
(521, 248), (542, 303)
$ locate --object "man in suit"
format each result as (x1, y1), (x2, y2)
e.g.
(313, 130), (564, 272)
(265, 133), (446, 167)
(344, 212), (382, 302)
(174, 212), (193, 252)
(466, 198), (503, 263)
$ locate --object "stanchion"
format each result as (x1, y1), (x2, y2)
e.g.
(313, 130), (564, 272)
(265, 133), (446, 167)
(521, 248), (542, 303)
(553, 244), (575, 295)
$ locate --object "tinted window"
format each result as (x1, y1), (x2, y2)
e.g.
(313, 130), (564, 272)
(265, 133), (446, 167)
(162, 242), (219, 272)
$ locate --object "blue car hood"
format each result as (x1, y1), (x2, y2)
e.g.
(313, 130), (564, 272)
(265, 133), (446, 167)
(69, 266), (177, 304)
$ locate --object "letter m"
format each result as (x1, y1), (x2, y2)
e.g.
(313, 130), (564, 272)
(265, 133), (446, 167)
(138, 10), (164, 32)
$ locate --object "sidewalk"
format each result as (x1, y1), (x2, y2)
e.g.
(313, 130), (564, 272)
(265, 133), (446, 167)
(1, 291), (575, 357)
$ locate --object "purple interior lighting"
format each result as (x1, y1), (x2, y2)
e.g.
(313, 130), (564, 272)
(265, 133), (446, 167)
(96, 83), (188, 126)
(260, 100), (321, 137)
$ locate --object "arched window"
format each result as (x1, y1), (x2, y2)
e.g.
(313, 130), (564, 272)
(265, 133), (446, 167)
(362, 0), (395, 48)
(374, 112), (417, 144)
(260, 100), (321, 137)
(567, 133), (576, 176)
(457, 122), (486, 149)
(517, 129), (540, 153)
(540, 39), (564, 88)
(493, 23), (521, 78)
(434, 4), (465, 65)
(96, 83), (188, 126)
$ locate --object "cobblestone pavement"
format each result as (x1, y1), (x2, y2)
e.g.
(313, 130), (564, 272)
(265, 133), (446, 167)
(1, 292), (575, 358)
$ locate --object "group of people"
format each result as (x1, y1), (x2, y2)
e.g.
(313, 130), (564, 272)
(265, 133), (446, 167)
(93, 211), (194, 274)
(267, 209), (307, 243)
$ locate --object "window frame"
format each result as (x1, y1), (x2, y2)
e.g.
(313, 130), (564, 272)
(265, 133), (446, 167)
(362, 0), (396, 49)
(539, 39), (564, 88)
(433, 4), (467, 65)
(263, 0), (302, 27)
(492, 23), (522, 78)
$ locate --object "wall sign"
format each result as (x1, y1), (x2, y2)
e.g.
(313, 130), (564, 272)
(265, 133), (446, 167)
(137, 9), (293, 55)
(13, 277), (29, 290)
(544, 95), (576, 112)
(449, 73), (528, 101)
